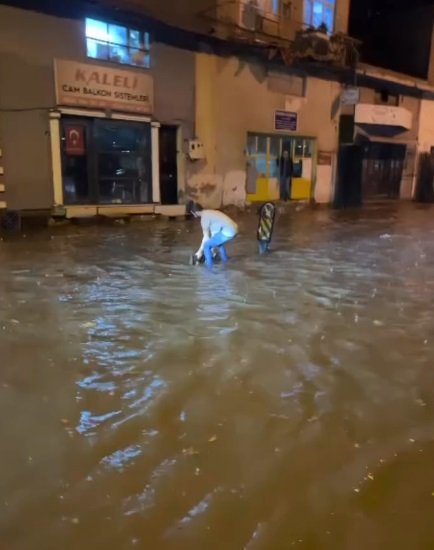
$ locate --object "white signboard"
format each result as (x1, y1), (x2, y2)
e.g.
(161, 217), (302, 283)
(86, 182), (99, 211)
(54, 59), (153, 114)
(341, 87), (360, 106)
(355, 104), (412, 130)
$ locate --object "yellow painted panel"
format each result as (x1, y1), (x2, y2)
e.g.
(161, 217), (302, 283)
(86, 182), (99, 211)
(268, 178), (280, 200)
(291, 178), (311, 200)
(247, 177), (279, 202)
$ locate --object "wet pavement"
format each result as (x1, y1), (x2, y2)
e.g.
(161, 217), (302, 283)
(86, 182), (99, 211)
(1, 204), (434, 549)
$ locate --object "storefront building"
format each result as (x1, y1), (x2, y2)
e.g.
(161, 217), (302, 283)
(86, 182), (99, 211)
(1, 1), (434, 217)
(189, 53), (340, 208)
(50, 57), (159, 217)
(0, 4), (195, 217)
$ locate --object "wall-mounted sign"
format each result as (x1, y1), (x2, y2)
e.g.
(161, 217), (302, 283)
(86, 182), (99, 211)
(54, 59), (154, 114)
(355, 103), (412, 131)
(64, 124), (85, 155)
(274, 110), (298, 131)
(341, 87), (360, 106)
(318, 151), (332, 165)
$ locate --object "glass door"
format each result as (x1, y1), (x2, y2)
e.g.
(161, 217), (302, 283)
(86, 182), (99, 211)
(94, 120), (152, 204)
(246, 132), (315, 202)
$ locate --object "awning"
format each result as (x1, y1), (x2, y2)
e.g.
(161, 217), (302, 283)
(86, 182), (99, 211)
(355, 104), (412, 137)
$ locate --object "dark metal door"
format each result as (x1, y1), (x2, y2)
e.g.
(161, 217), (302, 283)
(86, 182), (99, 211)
(159, 126), (178, 205)
(334, 145), (363, 208)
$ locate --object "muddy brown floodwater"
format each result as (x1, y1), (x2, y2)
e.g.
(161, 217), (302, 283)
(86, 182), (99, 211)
(1, 204), (434, 550)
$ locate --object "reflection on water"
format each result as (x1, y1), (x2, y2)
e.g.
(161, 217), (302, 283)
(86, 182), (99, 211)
(1, 204), (434, 549)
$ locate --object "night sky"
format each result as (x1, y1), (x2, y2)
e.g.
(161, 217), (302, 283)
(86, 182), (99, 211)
(349, 0), (434, 78)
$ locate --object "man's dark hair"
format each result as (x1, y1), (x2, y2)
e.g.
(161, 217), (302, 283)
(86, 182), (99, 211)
(186, 200), (203, 216)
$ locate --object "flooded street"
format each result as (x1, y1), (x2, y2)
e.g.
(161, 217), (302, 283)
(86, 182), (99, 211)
(1, 204), (434, 549)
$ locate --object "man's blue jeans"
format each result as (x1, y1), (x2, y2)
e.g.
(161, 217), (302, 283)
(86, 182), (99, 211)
(203, 231), (234, 267)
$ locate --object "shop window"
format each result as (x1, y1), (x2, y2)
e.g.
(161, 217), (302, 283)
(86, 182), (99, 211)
(246, 132), (314, 181)
(85, 18), (150, 68)
(94, 121), (152, 204)
(256, 157), (267, 176)
(269, 135), (281, 157)
(61, 117), (152, 205)
(303, 139), (313, 157)
(293, 137), (313, 158)
(257, 135), (268, 155)
(293, 160), (303, 178)
(304, 0), (335, 33)
(269, 136), (281, 178)
(247, 134), (257, 155)
(294, 137), (304, 158)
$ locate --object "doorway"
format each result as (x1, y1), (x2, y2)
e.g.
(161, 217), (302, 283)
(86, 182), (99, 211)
(334, 144), (363, 208)
(360, 142), (406, 199)
(245, 132), (315, 202)
(159, 125), (178, 205)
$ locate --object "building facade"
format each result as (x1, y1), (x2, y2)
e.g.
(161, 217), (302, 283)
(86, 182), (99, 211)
(0, 0), (434, 216)
(0, 3), (196, 217)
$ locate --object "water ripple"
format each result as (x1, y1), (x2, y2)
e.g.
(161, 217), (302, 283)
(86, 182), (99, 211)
(2, 205), (434, 548)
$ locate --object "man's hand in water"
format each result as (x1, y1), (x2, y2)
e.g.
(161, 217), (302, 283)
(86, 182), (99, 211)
(191, 252), (205, 265)
(192, 251), (216, 265)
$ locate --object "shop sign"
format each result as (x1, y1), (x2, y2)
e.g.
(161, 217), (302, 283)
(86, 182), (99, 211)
(318, 151), (332, 165)
(274, 110), (298, 131)
(64, 124), (85, 155)
(54, 59), (153, 114)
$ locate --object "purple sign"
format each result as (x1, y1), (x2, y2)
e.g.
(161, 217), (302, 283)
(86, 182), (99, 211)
(274, 110), (298, 131)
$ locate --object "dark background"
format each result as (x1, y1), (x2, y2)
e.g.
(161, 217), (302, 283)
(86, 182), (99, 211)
(348, 0), (434, 79)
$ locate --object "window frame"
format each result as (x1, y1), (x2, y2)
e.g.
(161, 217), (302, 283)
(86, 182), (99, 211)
(85, 17), (151, 69)
(246, 132), (315, 180)
(254, 0), (280, 19)
(271, 0), (280, 16)
(304, 0), (336, 33)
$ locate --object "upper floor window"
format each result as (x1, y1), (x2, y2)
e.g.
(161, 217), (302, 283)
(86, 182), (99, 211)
(271, 0), (280, 16)
(244, 0), (280, 18)
(85, 18), (150, 68)
(304, 0), (335, 33)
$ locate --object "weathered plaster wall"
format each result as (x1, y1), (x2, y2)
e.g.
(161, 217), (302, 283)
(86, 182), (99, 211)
(0, 4), (196, 210)
(418, 99), (434, 153)
(191, 52), (341, 207)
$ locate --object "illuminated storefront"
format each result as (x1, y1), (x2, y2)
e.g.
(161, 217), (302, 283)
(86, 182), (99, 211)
(48, 59), (160, 217)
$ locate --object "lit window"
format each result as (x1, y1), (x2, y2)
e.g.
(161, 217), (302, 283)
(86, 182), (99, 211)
(271, 0), (280, 15)
(85, 18), (151, 68)
(254, 0), (280, 17)
(304, 0), (335, 33)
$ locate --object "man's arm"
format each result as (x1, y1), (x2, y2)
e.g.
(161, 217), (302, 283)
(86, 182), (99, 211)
(195, 218), (211, 257)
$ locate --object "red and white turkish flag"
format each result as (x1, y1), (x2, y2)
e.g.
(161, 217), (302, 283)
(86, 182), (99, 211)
(64, 125), (85, 156)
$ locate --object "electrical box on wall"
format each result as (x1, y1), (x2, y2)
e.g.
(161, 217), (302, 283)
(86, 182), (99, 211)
(188, 139), (205, 160)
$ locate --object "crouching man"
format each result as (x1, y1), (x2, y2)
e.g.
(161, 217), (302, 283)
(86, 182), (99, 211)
(188, 202), (239, 267)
